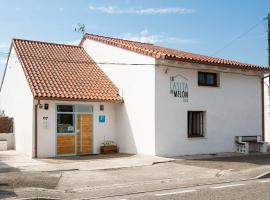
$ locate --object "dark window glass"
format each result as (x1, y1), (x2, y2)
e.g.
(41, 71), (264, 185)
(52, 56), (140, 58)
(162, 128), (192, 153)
(198, 72), (217, 87)
(188, 111), (204, 138)
(57, 105), (73, 112)
(198, 73), (205, 85)
(57, 113), (74, 133)
(207, 74), (215, 85)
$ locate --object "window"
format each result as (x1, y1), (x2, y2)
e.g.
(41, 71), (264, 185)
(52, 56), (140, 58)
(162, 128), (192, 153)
(57, 105), (73, 112)
(57, 113), (74, 133)
(188, 111), (205, 138)
(76, 105), (93, 113)
(56, 105), (74, 134)
(198, 72), (218, 87)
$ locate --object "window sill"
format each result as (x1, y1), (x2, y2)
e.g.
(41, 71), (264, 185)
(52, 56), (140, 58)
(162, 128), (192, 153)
(187, 136), (207, 140)
(198, 85), (219, 88)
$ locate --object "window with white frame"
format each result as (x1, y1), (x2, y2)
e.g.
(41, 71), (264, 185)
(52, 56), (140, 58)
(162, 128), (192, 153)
(56, 105), (93, 134)
(57, 105), (74, 134)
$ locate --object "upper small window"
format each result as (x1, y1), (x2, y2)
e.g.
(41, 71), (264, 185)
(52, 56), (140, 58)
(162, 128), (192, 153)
(198, 72), (218, 87)
(57, 105), (73, 112)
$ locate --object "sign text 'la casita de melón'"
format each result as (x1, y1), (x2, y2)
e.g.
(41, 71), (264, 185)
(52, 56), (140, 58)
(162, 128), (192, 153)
(170, 74), (188, 102)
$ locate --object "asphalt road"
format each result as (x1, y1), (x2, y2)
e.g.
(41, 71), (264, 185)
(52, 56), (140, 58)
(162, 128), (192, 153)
(3, 154), (270, 199)
(102, 178), (270, 200)
(2, 175), (270, 199)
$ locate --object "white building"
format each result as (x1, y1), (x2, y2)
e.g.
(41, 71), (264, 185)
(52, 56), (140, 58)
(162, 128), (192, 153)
(0, 34), (269, 157)
(0, 39), (122, 157)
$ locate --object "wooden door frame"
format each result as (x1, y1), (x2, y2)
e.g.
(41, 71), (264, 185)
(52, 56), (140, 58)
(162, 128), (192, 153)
(76, 113), (93, 155)
(55, 104), (94, 157)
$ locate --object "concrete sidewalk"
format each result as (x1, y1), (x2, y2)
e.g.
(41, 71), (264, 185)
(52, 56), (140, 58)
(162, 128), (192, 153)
(26, 154), (174, 172)
(0, 151), (45, 171)
(0, 151), (174, 172)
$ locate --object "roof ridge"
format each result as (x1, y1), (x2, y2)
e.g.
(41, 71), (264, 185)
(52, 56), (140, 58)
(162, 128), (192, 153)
(154, 44), (259, 67)
(13, 38), (82, 48)
(82, 33), (269, 70)
(85, 33), (154, 46)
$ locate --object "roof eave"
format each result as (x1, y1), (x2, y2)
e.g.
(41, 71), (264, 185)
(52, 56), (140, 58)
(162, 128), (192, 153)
(34, 96), (124, 103)
(163, 56), (270, 72)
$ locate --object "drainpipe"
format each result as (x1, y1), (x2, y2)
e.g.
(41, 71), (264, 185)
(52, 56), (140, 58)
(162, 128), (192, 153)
(262, 75), (269, 141)
(34, 99), (40, 158)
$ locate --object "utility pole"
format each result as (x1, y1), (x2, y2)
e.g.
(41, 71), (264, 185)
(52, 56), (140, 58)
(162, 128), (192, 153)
(268, 13), (270, 67)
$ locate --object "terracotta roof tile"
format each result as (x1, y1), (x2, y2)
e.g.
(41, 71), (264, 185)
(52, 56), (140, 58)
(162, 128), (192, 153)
(13, 39), (122, 102)
(82, 33), (270, 71)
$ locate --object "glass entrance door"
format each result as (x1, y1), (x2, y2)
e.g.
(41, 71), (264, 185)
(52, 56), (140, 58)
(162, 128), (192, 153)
(56, 105), (76, 155)
(56, 105), (93, 156)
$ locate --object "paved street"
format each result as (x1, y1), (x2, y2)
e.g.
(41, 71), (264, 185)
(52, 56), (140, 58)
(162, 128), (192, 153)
(101, 178), (270, 200)
(2, 153), (270, 199)
(2, 176), (270, 199)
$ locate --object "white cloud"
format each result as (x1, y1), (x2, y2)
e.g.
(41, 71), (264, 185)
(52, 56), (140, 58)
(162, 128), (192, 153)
(89, 6), (195, 15)
(121, 29), (196, 44)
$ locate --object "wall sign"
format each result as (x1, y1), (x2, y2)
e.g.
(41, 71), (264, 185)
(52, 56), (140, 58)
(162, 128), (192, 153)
(99, 115), (106, 123)
(42, 116), (49, 129)
(170, 74), (188, 102)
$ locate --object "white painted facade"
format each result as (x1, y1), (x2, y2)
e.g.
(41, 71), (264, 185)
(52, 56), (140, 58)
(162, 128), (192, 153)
(0, 41), (268, 158)
(83, 39), (156, 155)
(36, 100), (117, 157)
(0, 47), (34, 156)
(0, 46), (119, 158)
(82, 38), (266, 156)
(155, 61), (263, 156)
(264, 77), (270, 143)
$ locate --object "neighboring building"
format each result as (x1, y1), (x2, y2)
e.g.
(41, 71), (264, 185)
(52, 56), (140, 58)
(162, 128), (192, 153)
(0, 34), (269, 157)
(81, 33), (270, 156)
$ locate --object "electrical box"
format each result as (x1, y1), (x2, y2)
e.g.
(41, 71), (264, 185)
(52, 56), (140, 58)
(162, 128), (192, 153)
(44, 104), (49, 110)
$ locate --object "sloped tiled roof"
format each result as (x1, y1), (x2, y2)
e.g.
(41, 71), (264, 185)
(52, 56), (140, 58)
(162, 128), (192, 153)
(82, 33), (270, 71)
(12, 39), (122, 102)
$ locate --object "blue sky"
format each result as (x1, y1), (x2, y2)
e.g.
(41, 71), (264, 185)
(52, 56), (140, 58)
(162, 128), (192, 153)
(0, 0), (269, 78)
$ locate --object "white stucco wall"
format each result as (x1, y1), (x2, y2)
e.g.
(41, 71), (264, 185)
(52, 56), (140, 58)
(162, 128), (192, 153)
(0, 133), (15, 150)
(155, 61), (264, 156)
(82, 39), (156, 155)
(0, 47), (34, 156)
(36, 100), (117, 157)
(264, 76), (270, 142)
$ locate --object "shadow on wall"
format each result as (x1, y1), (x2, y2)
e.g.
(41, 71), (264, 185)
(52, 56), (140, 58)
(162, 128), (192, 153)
(115, 103), (137, 154)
